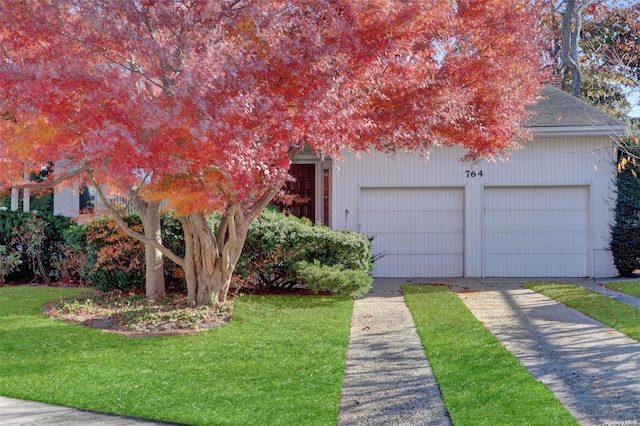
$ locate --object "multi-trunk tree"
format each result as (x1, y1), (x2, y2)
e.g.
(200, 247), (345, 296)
(1, 0), (546, 305)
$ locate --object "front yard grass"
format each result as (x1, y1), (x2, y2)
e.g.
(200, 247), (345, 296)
(523, 282), (640, 341)
(601, 279), (640, 298)
(0, 286), (353, 426)
(402, 284), (577, 426)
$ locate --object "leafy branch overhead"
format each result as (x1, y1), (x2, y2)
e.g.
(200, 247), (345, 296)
(0, 0), (546, 305)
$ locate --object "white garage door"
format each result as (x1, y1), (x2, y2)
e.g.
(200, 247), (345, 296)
(361, 187), (464, 277)
(484, 186), (589, 277)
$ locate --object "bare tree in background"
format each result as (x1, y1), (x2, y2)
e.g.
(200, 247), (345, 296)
(559, 0), (589, 97)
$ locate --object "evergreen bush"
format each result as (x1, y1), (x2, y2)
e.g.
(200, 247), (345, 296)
(294, 260), (373, 297)
(235, 207), (373, 292)
(0, 210), (73, 283)
(611, 128), (640, 276)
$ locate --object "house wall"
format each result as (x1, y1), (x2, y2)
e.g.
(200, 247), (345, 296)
(331, 136), (618, 278)
(53, 184), (80, 217)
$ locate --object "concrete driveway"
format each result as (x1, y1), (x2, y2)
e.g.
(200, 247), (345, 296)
(339, 277), (640, 426)
(448, 278), (640, 426)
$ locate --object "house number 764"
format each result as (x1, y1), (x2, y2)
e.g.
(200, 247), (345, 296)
(465, 170), (483, 178)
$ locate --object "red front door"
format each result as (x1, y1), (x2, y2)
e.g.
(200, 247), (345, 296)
(284, 164), (315, 223)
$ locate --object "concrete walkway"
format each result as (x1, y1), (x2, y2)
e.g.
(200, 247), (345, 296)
(583, 277), (640, 309)
(448, 278), (640, 426)
(337, 278), (451, 426)
(0, 395), (177, 425)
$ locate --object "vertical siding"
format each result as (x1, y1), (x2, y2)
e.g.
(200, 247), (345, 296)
(53, 184), (80, 217)
(332, 137), (618, 278)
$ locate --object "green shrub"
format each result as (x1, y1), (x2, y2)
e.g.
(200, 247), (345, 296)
(160, 213), (186, 292)
(76, 209), (372, 294)
(234, 209), (315, 289)
(294, 260), (373, 297)
(0, 210), (73, 283)
(0, 245), (21, 286)
(303, 226), (374, 271)
(611, 129), (640, 276)
(235, 208), (373, 292)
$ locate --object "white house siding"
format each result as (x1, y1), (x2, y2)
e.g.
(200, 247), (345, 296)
(331, 136), (618, 278)
(53, 184), (80, 217)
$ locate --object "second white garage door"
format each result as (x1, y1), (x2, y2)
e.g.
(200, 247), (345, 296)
(484, 186), (589, 277)
(361, 187), (464, 277)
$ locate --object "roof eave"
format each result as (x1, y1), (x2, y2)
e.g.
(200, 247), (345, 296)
(531, 125), (628, 138)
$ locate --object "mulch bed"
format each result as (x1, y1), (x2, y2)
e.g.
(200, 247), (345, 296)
(41, 291), (232, 338)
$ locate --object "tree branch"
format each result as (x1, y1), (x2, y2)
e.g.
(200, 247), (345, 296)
(11, 165), (91, 190)
(88, 172), (185, 267)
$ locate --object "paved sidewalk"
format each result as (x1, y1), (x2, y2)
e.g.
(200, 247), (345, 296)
(587, 277), (640, 309)
(337, 278), (451, 426)
(0, 395), (177, 425)
(449, 278), (640, 426)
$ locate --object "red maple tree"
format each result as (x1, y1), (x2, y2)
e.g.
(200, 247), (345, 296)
(0, 0), (546, 305)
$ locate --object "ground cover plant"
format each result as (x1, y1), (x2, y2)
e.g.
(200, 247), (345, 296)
(0, 286), (353, 425)
(601, 279), (640, 298)
(45, 291), (231, 336)
(523, 282), (640, 341)
(402, 284), (577, 426)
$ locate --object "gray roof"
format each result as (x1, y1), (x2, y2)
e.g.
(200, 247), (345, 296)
(529, 85), (626, 129)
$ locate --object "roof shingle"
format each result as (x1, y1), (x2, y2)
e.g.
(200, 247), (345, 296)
(529, 85), (626, 128)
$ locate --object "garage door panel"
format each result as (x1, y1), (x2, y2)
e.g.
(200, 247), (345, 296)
(485, 233), (588, 255)
(362, 187), (464, 277)
(485, 211), (589, 233)
(485, 187), (589, 211)
(484, 187), (589, 277)
(362, 188), (462, 211)
(362, 211), (464, 233)
(373, 232), (464, 255)
(485, 254), (588, 277)
(378, 255), (464, 278)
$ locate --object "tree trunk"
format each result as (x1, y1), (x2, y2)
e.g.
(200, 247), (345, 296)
(88, 173), (280, 307)
(181, 205), (249, 306)
(134, 198), (166, 300)
(560, 0), (587, 98)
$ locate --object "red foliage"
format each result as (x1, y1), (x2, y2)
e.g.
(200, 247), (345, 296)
(0, 0), (546, 216)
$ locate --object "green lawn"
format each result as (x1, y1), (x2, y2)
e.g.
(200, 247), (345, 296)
(402, 284), (577, 426)
(0, 286), (353, 425)
(601, 279), (640, 298)
(523, 282), (640, 341)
